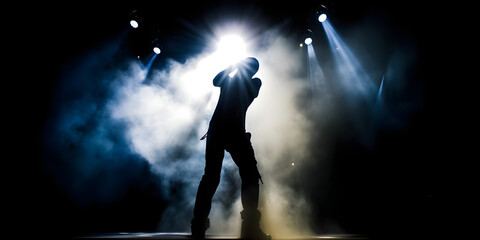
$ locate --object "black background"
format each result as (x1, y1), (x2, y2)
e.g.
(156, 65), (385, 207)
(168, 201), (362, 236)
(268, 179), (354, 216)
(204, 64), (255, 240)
(9, 1), (444, 238)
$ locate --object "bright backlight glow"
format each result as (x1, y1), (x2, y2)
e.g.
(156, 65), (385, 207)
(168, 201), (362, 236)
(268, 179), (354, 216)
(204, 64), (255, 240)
(228, 68), (238, 78)
(215, 34), (247, 66)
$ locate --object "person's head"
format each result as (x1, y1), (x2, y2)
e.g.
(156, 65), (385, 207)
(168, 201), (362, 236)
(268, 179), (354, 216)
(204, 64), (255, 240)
(238, 57), (259, 78)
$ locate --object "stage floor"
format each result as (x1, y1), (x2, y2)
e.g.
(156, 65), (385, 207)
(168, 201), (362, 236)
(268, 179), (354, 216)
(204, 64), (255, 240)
(77, 232), (368, 240)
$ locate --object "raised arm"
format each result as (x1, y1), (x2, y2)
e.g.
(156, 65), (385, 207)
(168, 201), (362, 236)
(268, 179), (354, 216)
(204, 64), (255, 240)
(213, 65), (236, 87)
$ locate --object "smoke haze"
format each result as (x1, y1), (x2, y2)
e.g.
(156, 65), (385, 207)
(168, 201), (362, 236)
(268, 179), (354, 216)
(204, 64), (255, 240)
(42, 7), (425, 238)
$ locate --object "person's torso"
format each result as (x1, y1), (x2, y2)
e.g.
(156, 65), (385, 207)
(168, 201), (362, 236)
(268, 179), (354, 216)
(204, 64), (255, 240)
(210, 76), (256, 131)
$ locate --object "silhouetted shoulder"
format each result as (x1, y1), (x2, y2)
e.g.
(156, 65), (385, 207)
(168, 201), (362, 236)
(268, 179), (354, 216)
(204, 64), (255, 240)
(252, 77), (261, 88)
(249, 77), (262, 98)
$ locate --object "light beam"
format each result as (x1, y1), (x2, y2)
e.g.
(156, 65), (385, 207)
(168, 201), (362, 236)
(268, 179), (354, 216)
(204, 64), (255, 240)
(321, 19), (380, 145)
(306, 42), (327, 100)
(321, 19), (375, 101)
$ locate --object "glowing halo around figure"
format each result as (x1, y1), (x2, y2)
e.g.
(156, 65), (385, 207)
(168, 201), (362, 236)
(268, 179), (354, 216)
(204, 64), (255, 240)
(178, 30), (252, 99)
(215, 34), (247, 66)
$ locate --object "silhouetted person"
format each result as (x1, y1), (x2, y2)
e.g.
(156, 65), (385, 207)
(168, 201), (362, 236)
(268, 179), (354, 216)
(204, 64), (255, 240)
(191, 57), (270, 240)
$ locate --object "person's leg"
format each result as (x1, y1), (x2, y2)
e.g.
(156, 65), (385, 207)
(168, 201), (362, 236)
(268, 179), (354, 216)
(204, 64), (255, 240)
(228, 132), (260, 211)
(228, 132), (270, 240)
(192, 134), (224, 238)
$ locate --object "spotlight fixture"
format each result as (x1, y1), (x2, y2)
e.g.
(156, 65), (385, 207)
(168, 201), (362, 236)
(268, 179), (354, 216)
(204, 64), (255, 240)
(152, 38), (161, 54)
(129, 9), (142, 29)
(130, 20), (139, 28)
(304, 37), (312, 45)
(318, 13), (327, 23)
(316, 3), (333, 23)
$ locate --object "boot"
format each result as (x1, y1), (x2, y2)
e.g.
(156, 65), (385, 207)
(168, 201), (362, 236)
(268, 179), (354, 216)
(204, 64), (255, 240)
(240, 210), (271, 240)
(191, 217), (210, 239)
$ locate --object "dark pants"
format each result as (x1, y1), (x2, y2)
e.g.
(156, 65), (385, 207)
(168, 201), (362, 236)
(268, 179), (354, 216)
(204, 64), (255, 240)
(193, 129), (261, 221)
